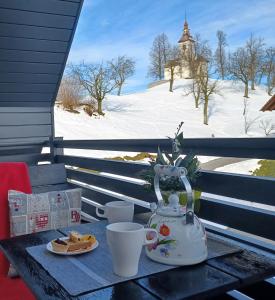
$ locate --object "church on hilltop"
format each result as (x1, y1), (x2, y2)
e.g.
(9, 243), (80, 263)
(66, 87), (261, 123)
(164, 19), (206, 80)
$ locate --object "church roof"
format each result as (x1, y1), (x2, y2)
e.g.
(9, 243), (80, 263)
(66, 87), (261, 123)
(260, 94), (275, 111)
(178, 34), (194, 43)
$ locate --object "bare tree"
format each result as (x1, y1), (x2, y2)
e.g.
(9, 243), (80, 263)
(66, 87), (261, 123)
(148, 33), (171, 80)
(199, 70), (220, 125)
(57, 75), (82, 111)
(184, 34), (210, 78)
(70, 62), (117, 115)
(184, 34), (210, 108)
(196, 47), (220, 125)
(271, 73), (275, 95)
(215, 30), (227, 79)
(257, 65), (265, 85)
(229, 47), (250, 98)
(184, 79), (201, 108)
(243, 97), (260, 134)
(109, 56), (135, 96)
(263, 47), (275, 95)
(259, 119), (275, 136)
(246, 34), (265, 90)
(166, 46), (180, 92)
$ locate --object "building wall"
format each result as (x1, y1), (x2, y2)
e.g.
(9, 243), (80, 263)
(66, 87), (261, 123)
(164, 39), (195, 80)
(0, 0), (83, 148)
(164, 62), (192, 80)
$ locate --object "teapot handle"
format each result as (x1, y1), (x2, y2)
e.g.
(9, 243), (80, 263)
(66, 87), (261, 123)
(153, 164), (194, 224)
(180, 175), (194, 224)
(153, 165), (188, 205)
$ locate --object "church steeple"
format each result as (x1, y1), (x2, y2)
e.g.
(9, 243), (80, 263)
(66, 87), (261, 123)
(178, 14), (194, 44)
(184, 10), (189, 34)
(183, 20), (189, 35)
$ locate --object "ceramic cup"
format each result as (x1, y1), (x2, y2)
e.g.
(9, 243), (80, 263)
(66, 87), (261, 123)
(96, 201), (134, 223)
(106, 222), (158, 277)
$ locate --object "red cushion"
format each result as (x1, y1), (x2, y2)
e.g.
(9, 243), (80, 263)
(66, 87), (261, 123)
(0, 275), (35, 300)
(0, 162), (32, 276)
(0, 162), (33, 298)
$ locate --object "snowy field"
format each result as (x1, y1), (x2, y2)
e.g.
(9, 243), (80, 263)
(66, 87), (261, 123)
(55, 79), (274, 173)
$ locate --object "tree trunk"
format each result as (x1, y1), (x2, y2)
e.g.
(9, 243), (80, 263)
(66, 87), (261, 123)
(192, 80), (200, 108)
(195, 85), (200, 108)
(251, 78), (256, 90)
(268, 86), (272, 96)
(97, 100), (104, 115)
(244, 82), (249, 98)
(203, 96), (208, 125)
(221, 66), (225, 80)
(117, 84), (122, 96)
(158, 58), (162, 80)
(258, 72), (263, 85)
(195, 96), (199, 108)
(267, 75), (272, 96)
(169, 79), (173, 92)
(169, 68), (174, 92)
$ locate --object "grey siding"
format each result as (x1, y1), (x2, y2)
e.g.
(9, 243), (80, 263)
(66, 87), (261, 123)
(0, 106), (53, 145)
(0, 0), (83, 153)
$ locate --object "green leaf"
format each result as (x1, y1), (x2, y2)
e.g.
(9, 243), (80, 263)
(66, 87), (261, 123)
(177, 132), (184, 148)
(151, 224), (157, 229)
(158, 239), (176, 245)
(156, 146), (167, 165)
(175, 157), (183, 167)
(139, 122), (200, 191)
(164, 152), (174, 165)
(180, 153), (195, 167)
(171, 141), (180, 161)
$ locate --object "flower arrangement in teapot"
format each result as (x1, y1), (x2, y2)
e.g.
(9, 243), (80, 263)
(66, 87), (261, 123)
(140, 122), (201, 210)
(140, 123), (207, 266)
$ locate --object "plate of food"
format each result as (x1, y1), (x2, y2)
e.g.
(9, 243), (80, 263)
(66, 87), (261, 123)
(47, 231), (98, 255)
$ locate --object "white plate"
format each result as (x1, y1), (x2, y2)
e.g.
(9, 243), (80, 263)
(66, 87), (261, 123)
(46, 237), (99, 255)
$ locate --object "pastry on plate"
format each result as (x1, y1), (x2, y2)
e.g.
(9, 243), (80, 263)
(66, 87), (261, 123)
(51, 238), (70, 253)
(69, 231), (82, 243)
(51, 232), (96, 253)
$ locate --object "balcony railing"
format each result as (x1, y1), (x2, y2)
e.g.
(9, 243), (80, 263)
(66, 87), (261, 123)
(47, 137), (275, 254)
(0, 137), (274, 252)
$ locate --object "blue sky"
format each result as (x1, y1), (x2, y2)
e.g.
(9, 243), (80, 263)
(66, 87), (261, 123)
(68, 0), (275, 93)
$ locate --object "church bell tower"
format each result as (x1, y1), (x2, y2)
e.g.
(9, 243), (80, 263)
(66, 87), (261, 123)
(178, 16), (194, 54)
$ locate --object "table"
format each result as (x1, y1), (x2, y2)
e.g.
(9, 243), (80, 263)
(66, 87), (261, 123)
(1, 216), (275, 300)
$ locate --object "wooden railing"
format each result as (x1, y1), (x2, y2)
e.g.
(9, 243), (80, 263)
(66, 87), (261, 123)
(53, 138), (275, 254)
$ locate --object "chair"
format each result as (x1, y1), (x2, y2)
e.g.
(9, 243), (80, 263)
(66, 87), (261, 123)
(0, 163), (87, 300)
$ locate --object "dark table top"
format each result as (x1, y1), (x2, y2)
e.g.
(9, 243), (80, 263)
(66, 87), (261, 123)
(1, 217), (275, 300)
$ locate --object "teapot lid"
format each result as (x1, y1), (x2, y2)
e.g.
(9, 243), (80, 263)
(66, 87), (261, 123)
(154, 193), (185, 217)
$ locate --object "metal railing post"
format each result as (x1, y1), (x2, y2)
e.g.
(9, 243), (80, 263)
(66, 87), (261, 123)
(53, 137), (64, 163)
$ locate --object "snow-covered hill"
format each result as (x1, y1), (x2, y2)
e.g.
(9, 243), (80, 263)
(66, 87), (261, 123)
(55, 79), (274, 140)
(54, 79), (273, 175)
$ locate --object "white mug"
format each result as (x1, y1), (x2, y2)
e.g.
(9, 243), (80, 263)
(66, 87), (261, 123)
(106, 222), (158, 277)
(96, 201), (134, 223)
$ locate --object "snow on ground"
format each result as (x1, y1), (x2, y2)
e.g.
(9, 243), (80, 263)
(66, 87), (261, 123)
(54, 79), (274, 173)
(215, 159), (260, 175)
(55, 79), (273, 139)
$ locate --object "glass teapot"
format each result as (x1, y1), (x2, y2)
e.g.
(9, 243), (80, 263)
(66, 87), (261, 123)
(145, 164), (207, 265)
